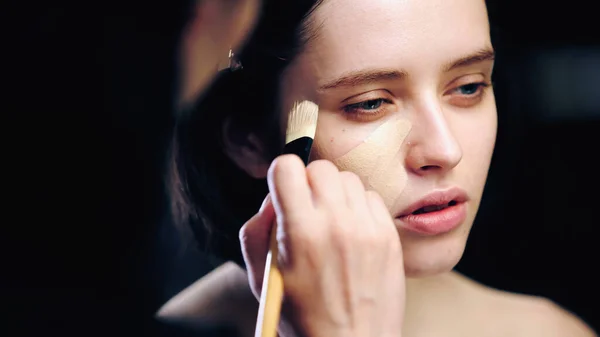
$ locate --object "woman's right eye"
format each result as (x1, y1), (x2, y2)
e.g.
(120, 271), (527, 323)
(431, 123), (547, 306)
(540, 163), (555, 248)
(343, 98), (393, 121)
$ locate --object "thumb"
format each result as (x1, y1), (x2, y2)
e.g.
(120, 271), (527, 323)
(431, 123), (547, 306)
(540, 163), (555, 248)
(239, 194), (275, 297)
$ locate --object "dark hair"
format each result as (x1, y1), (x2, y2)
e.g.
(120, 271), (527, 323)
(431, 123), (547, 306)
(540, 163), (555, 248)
(170, 0), (324, 265)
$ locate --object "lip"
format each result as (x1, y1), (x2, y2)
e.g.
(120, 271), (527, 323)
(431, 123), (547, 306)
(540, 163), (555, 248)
(396, 187), (469, 236)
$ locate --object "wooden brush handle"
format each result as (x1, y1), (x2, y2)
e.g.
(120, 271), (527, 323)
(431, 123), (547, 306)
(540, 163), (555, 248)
(255, 221), (284, 337)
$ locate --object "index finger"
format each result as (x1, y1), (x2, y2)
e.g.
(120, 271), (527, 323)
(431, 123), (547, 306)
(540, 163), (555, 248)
(267, 154), (314, 225)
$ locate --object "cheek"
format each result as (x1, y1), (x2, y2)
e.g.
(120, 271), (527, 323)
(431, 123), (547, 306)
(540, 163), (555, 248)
(455, 107), (497, 192)
(471, 106), (497, 165)
(311, 113), (397, 159)
(311, 128), (356, 161)
(312, 118), (413, 210)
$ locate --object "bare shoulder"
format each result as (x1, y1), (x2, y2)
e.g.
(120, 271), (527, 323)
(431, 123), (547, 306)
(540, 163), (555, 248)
(508, 296), (597, 337)
(156, 262), (258, 336)
(449, 273), (596, 337)
(157, 261), (254, 317)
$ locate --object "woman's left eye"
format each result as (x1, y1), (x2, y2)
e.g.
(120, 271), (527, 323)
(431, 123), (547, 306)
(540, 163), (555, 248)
(454, 82), (489, 96)
(446, 82), (490, 107)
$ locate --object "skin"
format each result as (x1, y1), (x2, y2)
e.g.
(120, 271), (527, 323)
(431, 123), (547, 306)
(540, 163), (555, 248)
(160, 0), (597, 336)
(178, 0), (260, 107)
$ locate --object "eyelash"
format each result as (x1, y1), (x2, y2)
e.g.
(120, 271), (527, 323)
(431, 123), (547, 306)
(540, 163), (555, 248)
(451, 82), (490, 98)
(343, 98), (392, 118)
(342, 82), (490, 119)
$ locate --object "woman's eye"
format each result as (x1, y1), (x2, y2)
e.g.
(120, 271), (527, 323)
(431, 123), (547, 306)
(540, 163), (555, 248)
(458, 83), (482, 95)
(342, 98), (392, 121)
(348, 99), (383, 110)
(453, 82), (489, 96)
(447, 82), (491, 107)
(344, 98), (387, 113)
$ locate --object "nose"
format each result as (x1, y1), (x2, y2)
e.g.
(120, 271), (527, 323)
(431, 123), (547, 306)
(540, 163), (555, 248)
(405, 101), (462, 176)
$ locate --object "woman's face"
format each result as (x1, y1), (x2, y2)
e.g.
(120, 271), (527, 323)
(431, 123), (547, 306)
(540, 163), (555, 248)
(280, 0), (497, 277)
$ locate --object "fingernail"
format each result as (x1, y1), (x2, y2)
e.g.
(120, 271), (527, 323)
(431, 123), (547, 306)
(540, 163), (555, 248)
(259, 194), (271, 213)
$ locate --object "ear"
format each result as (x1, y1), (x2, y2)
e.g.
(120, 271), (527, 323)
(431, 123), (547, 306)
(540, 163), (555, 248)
(222, 117), (270, 179)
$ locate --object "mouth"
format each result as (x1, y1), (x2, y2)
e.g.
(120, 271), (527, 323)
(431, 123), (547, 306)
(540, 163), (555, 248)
(410, 200), (459, 215)
(396, 188), (468, 235)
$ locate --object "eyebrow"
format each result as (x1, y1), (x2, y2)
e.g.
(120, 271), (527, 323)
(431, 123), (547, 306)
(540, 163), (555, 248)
(442, 47), (495, 72)
(318, 69), (407, 91)
(317, 47), (495, 91)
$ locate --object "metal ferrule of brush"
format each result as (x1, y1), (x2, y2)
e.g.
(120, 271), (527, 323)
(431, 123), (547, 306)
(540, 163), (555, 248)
(282, 137), (314, 166)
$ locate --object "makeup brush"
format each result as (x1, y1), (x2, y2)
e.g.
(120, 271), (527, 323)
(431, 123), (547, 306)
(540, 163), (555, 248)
(254, 100), (319, 337)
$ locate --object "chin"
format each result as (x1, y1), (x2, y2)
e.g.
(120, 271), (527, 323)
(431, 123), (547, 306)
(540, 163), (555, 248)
(400, 231), (469, 278)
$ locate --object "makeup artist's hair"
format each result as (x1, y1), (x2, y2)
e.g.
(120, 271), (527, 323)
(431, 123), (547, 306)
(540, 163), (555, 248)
(170, 0), (501, 265)
(169, 0), (324, 265)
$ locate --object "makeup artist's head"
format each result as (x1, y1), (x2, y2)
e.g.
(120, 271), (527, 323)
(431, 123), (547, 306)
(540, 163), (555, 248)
(173, 0), (497, 278)
(178, 0), (261, 106)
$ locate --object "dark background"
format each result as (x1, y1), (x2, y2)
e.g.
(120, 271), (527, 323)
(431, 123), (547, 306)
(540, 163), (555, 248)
(4, 0), (599, 335)
(456, 0), (599, 329)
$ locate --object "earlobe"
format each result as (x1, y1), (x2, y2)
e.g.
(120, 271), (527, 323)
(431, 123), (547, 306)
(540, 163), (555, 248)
(222, 118), (270, 179)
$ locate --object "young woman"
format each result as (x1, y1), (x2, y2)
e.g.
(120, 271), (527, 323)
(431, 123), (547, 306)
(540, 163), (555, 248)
(160, 0), (597, 336)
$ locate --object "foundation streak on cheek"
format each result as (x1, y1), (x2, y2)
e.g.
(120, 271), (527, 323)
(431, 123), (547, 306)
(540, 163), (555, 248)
(332, 119), (412, 209)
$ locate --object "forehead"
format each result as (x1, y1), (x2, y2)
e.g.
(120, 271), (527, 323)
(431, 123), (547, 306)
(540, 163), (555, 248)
(294, 0), (491, 85)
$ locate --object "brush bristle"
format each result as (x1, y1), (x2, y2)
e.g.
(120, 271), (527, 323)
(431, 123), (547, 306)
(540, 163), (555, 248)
(285, 100), (319, 144)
